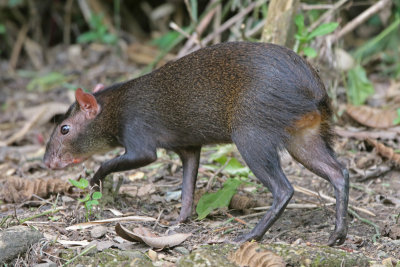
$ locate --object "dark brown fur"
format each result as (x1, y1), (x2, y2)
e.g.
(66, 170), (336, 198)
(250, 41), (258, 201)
(44, 42), (349, 246)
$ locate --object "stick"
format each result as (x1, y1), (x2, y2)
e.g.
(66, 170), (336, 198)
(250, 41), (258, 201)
(189, 0), (265, 54)
(225, 212), (248, 225)
(62, 244), (97, 266)
(293, 185), (376, 217)
(1, 107), (46, 146)
(348, 208), (380, 243)
(8, 24), (29, 72)
(309, 0), (348, 32)
(332, 0), (391, 42)
(206, 158), (230, 191)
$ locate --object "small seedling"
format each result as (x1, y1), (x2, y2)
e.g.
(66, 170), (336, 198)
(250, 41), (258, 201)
(69, 177), (102, 221)
(294, 14), (338, 58)
(77, 13), (117, 44)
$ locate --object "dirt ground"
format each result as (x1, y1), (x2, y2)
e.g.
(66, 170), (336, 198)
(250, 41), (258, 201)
(0, 45), (399, 266)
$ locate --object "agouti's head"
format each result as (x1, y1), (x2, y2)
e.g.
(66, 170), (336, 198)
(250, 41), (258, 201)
(43, 88), (111, 169)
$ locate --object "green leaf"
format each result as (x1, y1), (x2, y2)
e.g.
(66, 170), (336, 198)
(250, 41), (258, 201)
(196, 178), (242, 220)
(69, 178), (89, 190)
(347, 65), (375, 105)
(78, 194), (91, 203)
(26, 72), (66, 92)
(393, 109), (400, 125)
(8, 0), (23, 7)
(101, 33), (117, 44)
(0, 24), (5, 34)
(294, 14), (305, 35)
(208, 145), (234, 164)
(92, 192), (102, 200)
(224, 158), (250, 176)
(303, 47), (317, 58)
(190, 0), (198, 22)
(77, 32), (99, 43)
(308, 22), (339, 40)
(151, 30), (181, 50)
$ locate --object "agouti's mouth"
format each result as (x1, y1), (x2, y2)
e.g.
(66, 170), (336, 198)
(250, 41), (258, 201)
(44, 156), (86, 169)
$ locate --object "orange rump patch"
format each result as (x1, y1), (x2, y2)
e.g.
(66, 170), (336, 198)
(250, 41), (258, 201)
(293, 111), (321, 130)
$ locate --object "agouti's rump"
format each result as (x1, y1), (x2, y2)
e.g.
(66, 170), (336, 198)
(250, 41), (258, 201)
(43, 42), (348, 246)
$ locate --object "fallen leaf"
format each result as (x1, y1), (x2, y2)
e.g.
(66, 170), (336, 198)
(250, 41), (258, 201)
(66, 216), (156, 230)
(0, 177), (73, 203)
(346, 105), (398, 128)
(229, 242), (285, 267)
(115, 223), (191, 249)
(367, 139), (400, 165)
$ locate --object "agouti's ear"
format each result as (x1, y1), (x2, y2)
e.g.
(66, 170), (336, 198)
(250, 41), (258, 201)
(75, 88), (100, 119)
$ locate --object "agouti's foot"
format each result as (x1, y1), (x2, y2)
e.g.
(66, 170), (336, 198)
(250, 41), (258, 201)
(327, 227), (347, 246)
(233, 232), (261, 244)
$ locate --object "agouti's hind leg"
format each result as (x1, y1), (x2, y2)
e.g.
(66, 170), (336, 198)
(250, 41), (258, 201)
(287, 131), (349, 246)
(175, 146), (201, 223)
(233, 133), (294, 242)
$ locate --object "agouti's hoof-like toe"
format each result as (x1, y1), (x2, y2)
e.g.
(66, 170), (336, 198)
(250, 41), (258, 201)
(327, 230), (347, 246)
(233, 233), (259, 244)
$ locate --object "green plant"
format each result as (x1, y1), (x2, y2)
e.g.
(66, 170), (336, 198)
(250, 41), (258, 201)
(346, 64), (375, 105)
(77, 13), (117, 44)
(26, 71), (67, 92)
(394, 108), (400, 125)
(69, 178), (102, 221)
(196, 178), (242, 220)
(294, 14), (338, 58)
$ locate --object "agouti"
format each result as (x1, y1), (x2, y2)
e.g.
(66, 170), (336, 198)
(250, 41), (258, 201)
(43, 42), (349, 246)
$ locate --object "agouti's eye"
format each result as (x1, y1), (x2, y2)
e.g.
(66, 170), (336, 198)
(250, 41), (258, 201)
(60, 125), (70, 135)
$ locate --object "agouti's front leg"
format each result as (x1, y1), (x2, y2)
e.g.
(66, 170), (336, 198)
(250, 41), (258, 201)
(90, 149), (157, 186)
(175, 146), (201, 222)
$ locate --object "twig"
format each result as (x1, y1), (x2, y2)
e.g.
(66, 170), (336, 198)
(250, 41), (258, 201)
(178, 0), (219, 57)
(189, 0), (265, 54)
(332, 0), (391, 42)
(309, 0), (348, 32)
(293, 185), (376, 217)
(252, 203), (335, 211)
(170, 22), (200, 44)
(301, 3), (334, 10)
(206, 158), (230, 191)
(19, 207), (64, 225)
(8, 23), (29, 72)
(348, 208), (380, 243)
(63, 0), (74, 46)
(270, 229), (290, 242)
(1, 107), (46, 146)
(225, 212), (248, 226)
(77, 0), (92, 25)
(62, 244), (97, 266)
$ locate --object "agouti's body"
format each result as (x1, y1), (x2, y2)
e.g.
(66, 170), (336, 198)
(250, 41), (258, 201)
(44, 42), (349, 246)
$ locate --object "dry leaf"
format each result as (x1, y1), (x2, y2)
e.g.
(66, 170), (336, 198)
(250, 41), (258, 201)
(0, 177), (73, 203)
(66, 216), (156, 230)
(228, 242), (285, 267)
(367, 139), (400, 165)
(346, 105), (398, 128)
(229, 193), (256, 210)
(115, 223), (191, 249)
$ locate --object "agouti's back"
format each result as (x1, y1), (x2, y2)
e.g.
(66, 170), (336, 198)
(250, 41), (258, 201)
(97, 42), (330, 149)
(44, 42), (348, 247)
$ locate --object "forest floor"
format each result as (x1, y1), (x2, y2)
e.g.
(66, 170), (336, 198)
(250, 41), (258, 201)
(0, 44), (399, 266)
